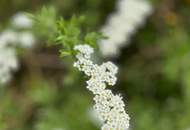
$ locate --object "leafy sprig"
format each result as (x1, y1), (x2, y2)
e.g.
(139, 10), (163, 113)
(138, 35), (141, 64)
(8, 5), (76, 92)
(29, 6), (57, 41)
(30, 7), (106, 57)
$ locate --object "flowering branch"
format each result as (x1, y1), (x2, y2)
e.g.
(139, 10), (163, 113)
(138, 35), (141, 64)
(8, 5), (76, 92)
(30, 7), (130, 130)
(99, 0), (152, 57)
(73, 44), (130, 130)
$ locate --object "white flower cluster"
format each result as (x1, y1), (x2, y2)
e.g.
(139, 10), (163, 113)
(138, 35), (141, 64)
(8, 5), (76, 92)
(11, 12), (35, 48)
(12, 12), (33, 29)
(0, 44), (18, 84)
(74, 44), (130, 130)
(99, 0), (152, 57)
(0, 12), (35, 85)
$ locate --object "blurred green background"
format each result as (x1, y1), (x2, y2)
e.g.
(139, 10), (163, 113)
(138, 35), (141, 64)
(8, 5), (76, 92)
(1, 0), (190, 130)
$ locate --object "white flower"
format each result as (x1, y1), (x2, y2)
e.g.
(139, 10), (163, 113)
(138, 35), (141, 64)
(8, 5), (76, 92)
(99, 0), (152, 57)
(11, 12), (33, 29)
(86, 78), (106, 94)
(18, 32), (35, 48)
(0, 30), (18, 46)
(0, 30), (36, 49)
(74, 44), (94, 59)
(0, 47), (18, 84)
(0, 30), (18, 84)
(73, 44), (130, 130)
(0, 12), (36, 85)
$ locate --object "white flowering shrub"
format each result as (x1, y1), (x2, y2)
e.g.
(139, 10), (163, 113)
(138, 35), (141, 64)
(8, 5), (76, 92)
(99, 0), (152, 57)
(74, 44), (130, 130)
(0, 12), (36, 85)
(30, 7), (130, 130)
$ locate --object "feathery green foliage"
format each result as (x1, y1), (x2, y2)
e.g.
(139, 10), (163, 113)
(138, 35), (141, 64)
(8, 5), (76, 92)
(30, 7), (106, 57)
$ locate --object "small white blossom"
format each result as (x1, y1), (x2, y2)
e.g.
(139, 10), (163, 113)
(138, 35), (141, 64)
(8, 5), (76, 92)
(0, 46), (18, 84)
(86, 78), (106, 94)
(0, 12), (36, 85)
(0, 30), (36, 48)
(73, 44), (130, 130)
(0, 30), (18, 45)
(12, 12), (33, 29)
(74, 44), (94, 59)
(18, 32), (35, 47)
(99, 0), (152, 57)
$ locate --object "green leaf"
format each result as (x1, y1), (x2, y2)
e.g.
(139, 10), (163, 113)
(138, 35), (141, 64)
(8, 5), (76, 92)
(59, 50), (71, 57)
(84, 32), (107, 47)
(30, 6), (57, 40)
(31, 6), (102, 58)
